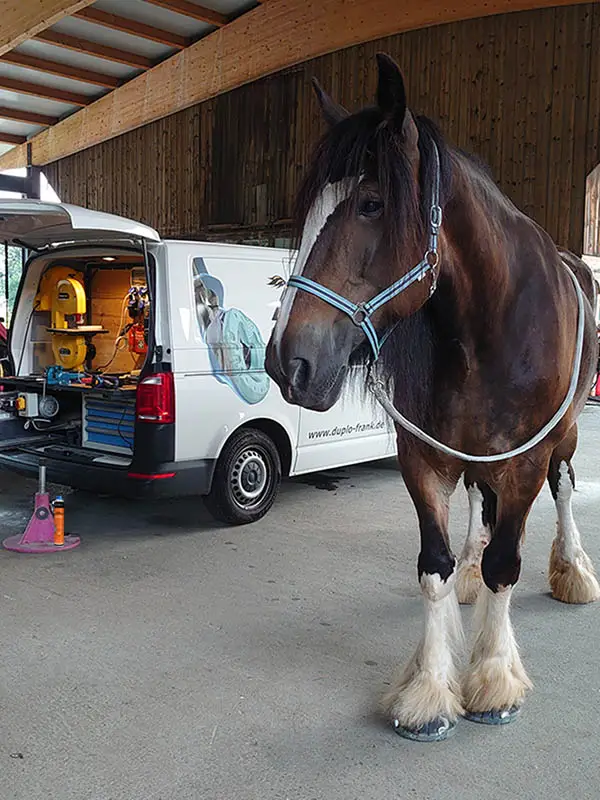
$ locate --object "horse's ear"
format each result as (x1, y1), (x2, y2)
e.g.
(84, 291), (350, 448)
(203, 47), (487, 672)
(376, 54), (418, 151)
(312, 78), (349, 128)
(376, 53), (407, 125)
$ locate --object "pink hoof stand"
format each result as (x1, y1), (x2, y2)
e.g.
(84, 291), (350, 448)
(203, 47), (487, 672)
(2, 533), (81, 554)
(2, 466), (80, 554)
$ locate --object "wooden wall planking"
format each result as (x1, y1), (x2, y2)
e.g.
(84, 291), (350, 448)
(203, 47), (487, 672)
(45, 4), (600, 254)
(587, 4), (600, 178)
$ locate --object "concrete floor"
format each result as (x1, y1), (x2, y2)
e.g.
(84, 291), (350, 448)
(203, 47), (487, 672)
(2, 408), (600, 800)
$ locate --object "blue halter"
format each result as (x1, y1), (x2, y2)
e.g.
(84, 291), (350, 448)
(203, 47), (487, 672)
(287, 145), (442, 360)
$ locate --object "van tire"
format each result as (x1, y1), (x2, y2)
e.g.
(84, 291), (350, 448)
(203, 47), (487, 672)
(204, 428), (282, 525)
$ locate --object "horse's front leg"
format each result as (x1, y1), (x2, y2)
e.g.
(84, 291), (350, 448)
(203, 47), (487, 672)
(382, 464), (464, 742)
(462, 460), (542, 724)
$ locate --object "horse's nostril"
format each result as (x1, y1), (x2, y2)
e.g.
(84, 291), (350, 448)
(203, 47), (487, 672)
(288, 357), (311, 393)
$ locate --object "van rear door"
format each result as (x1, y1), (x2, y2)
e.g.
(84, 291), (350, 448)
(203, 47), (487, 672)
(0, 201), (160, 249)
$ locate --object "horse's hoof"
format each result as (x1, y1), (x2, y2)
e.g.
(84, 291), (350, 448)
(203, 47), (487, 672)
(393, 716), (456, 742)
(463, 706), (520, 725)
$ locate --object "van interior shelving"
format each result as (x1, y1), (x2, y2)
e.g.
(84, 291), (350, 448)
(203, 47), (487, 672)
(0, 245), (154, 465)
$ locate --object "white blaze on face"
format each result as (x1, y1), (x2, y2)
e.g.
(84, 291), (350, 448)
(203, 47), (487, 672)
(271, 179), (355, 347)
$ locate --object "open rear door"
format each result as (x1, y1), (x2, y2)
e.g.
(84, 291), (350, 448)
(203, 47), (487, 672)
(0, 201), (160, 249)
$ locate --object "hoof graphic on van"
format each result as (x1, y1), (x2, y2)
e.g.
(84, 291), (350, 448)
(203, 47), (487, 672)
(193, 261), (270, 405)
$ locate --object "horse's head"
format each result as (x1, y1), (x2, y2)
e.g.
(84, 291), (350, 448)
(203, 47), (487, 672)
(266, 54), (442, 411)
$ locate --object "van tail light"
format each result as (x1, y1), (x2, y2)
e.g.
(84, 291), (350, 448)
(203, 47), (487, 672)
(136, 372), (175, 424)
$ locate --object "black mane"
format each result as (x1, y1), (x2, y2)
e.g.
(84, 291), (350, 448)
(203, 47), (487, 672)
(295, 110), (454, 424)
(295, 111), (453, 255)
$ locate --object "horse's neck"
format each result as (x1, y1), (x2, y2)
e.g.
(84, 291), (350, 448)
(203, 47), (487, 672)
(436, 152), (528, 346)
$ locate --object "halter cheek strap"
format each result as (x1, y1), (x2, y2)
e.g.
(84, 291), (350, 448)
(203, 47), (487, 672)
(287, 143), (443, 360)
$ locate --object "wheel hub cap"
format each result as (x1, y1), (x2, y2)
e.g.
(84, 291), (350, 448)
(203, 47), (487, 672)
(231, 449), (268, 507)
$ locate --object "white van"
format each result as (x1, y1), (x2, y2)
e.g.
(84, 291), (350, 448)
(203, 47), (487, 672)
(0, 201), (395, 523)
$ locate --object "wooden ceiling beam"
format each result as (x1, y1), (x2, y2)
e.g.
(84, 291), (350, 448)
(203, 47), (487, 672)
(0, 51), (120, 89)
(0, 132), (27, 145)
(1, 0), (592, 168)
(35, 30), (153, 69)
(0, 106), (58, 126)
(0, 0), (96, 57)
(0, 75), (93, 106)
(74, 7), (188, 49)
(143, 0), (227, 27)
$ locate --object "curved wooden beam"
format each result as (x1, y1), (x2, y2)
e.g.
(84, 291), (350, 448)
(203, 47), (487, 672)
(0, 0), (592, 169)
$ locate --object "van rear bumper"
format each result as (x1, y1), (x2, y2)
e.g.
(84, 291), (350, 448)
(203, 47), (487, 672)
(0, 450), (216, 498)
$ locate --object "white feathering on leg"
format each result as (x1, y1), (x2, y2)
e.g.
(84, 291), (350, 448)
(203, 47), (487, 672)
(463, 585), (532, 713)
(549, 461), (600, 604)
(382, 572), (465, 728)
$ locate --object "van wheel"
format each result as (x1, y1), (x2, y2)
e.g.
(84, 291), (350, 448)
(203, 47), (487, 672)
(204, 428), (282, 525)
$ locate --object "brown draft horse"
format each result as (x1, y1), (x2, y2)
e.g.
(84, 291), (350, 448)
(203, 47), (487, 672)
(265, 54), (600, 742)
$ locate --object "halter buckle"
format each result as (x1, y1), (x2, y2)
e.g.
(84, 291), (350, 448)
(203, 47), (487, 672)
(351, 304), (368, 325)
(431, 204), (443, 230)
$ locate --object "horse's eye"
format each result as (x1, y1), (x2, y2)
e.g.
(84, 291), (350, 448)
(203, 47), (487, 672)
(359, 198), (383, 218)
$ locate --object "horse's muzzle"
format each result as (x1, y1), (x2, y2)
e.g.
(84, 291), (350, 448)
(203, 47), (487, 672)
(265, 330), (348, 411)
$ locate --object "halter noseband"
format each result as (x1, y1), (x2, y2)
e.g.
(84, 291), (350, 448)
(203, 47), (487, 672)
(287, 144), (442, 360)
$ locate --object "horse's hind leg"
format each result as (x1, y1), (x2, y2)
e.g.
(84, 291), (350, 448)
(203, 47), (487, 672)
(381, 463), (464, 742)
(548, 425), (600, 604)
(456, 479), (493, 604)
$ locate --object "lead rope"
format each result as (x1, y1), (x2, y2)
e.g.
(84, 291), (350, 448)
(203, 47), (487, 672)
(368, 263), (586, 463)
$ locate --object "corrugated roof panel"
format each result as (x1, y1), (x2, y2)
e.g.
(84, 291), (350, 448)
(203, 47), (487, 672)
(0, 0), (263, 160)
(51, 17), (175, 61)
(15, 41), (139, 80)
(92, 0), (213, 39)
(0, 119), (42, 138)
(0, 63), (103, 96)
(198, 0), (257, 15)
(0, 88), (78, 118)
